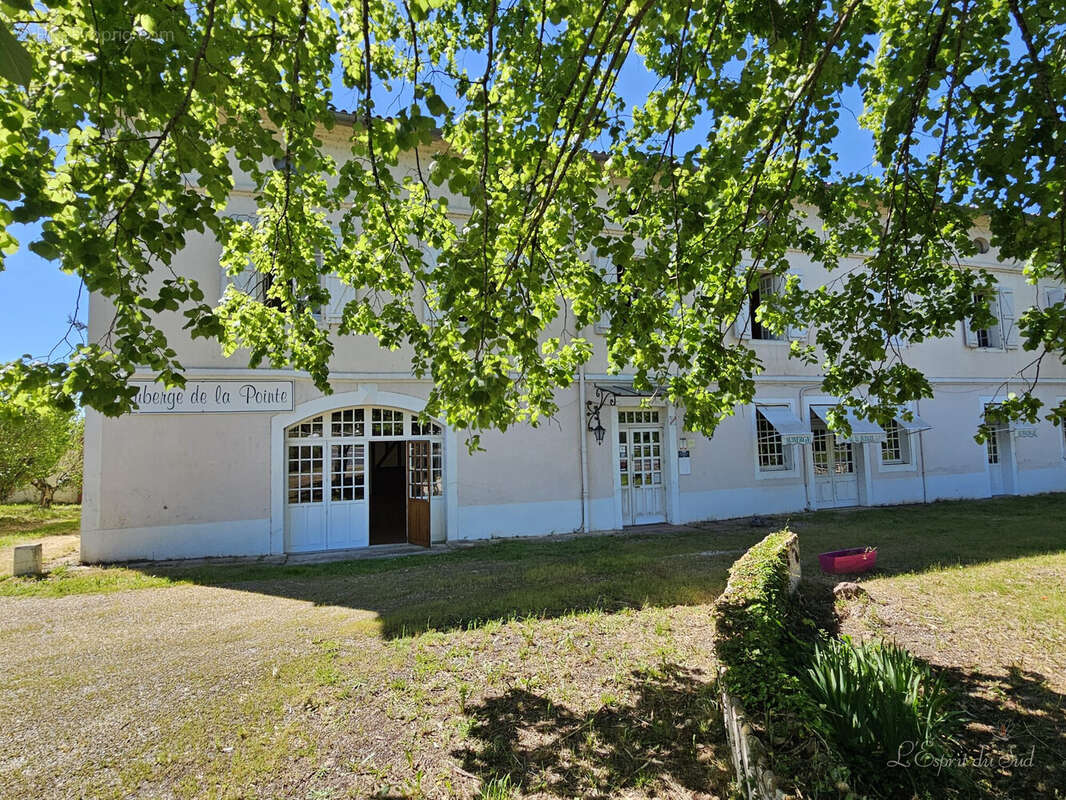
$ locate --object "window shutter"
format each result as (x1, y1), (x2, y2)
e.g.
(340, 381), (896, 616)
(734, 266), (752, 339)
(222, 265), (263, 300)
(219, 263), (230, 300)
(1045, 287), (1065, 307)
(593, 253), (618, 334)
(321, 273), (354, 324)
(421, 247), (441, 327)
(962, 317), (978, 348)
(998, 287), (1017, 349)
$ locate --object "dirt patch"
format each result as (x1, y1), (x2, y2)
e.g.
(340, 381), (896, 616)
(0, 534), (79, 577)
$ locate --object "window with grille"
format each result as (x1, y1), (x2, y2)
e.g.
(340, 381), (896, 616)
(812, 427), (854, 474)
(756, 410), (791, 471)
(986, 431), (1000, 464)
(618, 409), (660, 424)
(371, 408), (404, 436)
(330, 444), (365, 501)
(288, 416), (323, 438)
(880, 419), (910, 465)
(408, 443), (430, 499)
(984, 404), (1005, 464)
(431, 441), (443, 496)
(331, 408), (364, 437)
(410, 414), (443, 436)
(287, 444), (323, 503)
(833, 440), (855, 474)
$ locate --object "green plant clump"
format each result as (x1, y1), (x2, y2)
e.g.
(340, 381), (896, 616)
(804, 635), (964, 793)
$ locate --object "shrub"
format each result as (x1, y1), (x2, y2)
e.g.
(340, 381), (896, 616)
(712, 530), (803, 719)
(803, 635), (963, 788)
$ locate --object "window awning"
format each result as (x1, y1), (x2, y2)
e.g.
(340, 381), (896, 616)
(811, 405), (887, 444)
(1010, 421), (1038, 439)
(757, 405), (813, 445)
(894, 413), (932, 434)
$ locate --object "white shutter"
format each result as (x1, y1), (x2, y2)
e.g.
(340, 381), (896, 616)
(1045, 287), (1065, 307)
(962, 317), (978, 348)
(321, 273), (355, 324)
(222, 265), (262, 300)
(422, 246), (441, 327)
(782, 274), (807, 341)
(593, 253), (616, 334)
(734, 266), (752, 339)
(998, 287), (1017, 349)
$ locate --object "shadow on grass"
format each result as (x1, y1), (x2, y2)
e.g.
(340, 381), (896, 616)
(111, 494), (1066, 639)
(936, 665), (1066, 799)
(151, 533), (737, 639)
(452, 663), (731, 797)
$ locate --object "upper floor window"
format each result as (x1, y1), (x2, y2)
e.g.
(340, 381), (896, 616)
(749, 274), (785, 341)
(964, 288), (1016, 350)
(735, 271), (806, 342)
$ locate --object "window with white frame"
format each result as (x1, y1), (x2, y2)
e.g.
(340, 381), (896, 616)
(329, 443), (365, 501)
(371, 408), (404, 436)
(288, 415), (324, 438)
(750, 274), (785, 341)
(287, 444), (324, 504)
(735, 271), (806, 342)
(983, 404), (1006, 464)
(880, 419), (911, 465)
(965, 288), (1016, 350)
(756, 409), (792, 471)
(410, 414), (443, 436)
(618, 409), (660, 424)
(331, 408), (364, 437)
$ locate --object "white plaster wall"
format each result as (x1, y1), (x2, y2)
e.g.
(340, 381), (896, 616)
(79, 126), (1066, 560)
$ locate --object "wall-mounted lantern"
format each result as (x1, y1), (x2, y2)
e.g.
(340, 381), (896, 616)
(585, 386), (616, 446)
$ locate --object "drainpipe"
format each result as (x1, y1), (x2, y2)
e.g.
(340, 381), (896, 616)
(798, 385), (819, 510)
(578, 367), (590, 533)
(917, 397), (929, 504)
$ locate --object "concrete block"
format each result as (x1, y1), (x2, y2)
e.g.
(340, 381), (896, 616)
(13, 543), (43, 576)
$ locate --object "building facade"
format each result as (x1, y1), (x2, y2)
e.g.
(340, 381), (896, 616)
(80, 135), (1066, 562)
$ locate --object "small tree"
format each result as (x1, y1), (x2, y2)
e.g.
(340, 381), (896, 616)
(0, 400), (79, 505)
(30, 417), (84, 508)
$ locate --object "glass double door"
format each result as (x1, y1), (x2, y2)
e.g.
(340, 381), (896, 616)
(811, 424), (859, 507)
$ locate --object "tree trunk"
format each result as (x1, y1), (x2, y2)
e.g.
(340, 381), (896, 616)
(33, 480), (55, 508)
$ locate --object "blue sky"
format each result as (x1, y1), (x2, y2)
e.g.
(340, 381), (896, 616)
(0, 65), (876, 365)
(1, 222), (87, 363)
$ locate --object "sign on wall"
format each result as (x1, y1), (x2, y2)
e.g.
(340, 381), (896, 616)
(131, 380), (294, 413)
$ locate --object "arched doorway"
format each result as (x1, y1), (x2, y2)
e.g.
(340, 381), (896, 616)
(282, 405), (444, 552)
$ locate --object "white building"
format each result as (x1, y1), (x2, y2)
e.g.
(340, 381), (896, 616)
(80, 125), (1066, 562)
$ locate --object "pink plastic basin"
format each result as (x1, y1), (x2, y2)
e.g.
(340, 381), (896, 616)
(819, 547), (877, 575)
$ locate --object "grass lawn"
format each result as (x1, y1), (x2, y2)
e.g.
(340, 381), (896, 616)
(0, 495), (1064, 798)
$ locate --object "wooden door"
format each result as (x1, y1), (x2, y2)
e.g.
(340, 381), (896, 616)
(406, 440), (431, 547)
